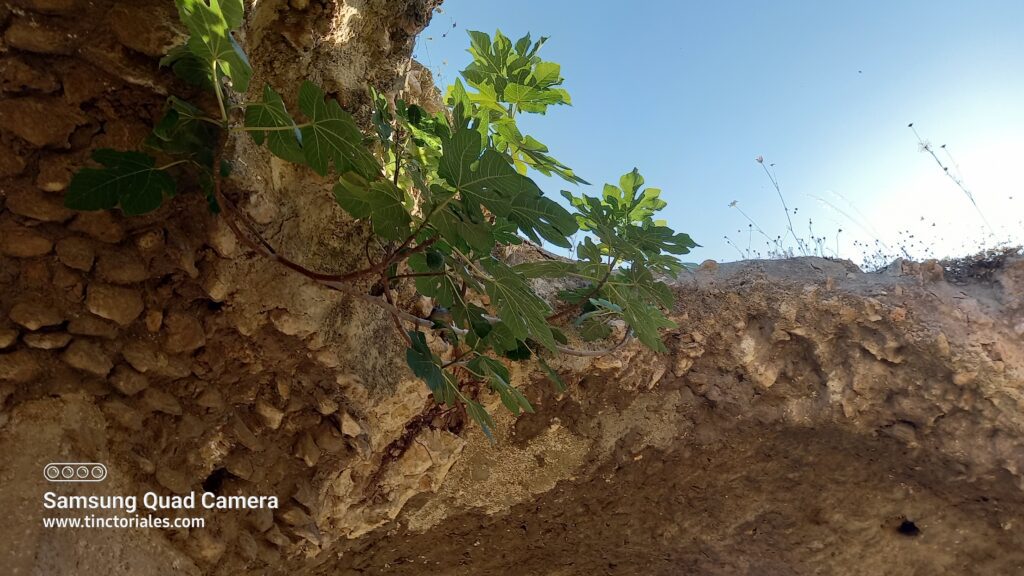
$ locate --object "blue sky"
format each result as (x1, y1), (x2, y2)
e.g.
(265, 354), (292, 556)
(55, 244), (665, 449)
(416, 1), (1024, 266)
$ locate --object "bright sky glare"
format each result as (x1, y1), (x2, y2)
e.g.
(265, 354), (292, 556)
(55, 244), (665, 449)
(416, 1), (1024, 267)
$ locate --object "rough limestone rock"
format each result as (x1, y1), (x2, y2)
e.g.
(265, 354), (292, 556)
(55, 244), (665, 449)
(85, 283), (144, 326)
(0, 222), (53, 257)
(0, 1), (1021, 575)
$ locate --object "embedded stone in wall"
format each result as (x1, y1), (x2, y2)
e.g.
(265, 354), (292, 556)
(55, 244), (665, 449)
(120, 340), (163, 373)
(0, 97), (85, 147)
(86, 283), (144, 326)
(155, 465), (192, 495)
(314, 389), (339, 415)
(120, 340), (191, 379)
(3, 18), (79, 55)
(67, 314), (119, 339)
(107, 4), (184, 58)
(0, 350), (40, 382)
(0, 143), (27, 177)
(196, 388), (225, 410)
(51, 266), (84, 298)
(189, 530), (227, 564)
(9, 300), (64, 330)
(295, 432), (321, 467)
(0, 56), (60, 93)
(60, 61), (118, 105)
(162, 312), (206, 354)
(91, 119), (151, 151)
(0, 223), (53, 257)
(207, 219), (238, 258)
(6, 186), (73, 222)
(255, 400), (284, 430)
(314, 423), (347, 453)
(102, 399), (145, 431)
(340, 412), (363, 437)
(95, 248), (148, 284)
(134, 229), (165, 257)
(61, 339), (113, 376)
(23, 332), (71, 350)
(35, 154), (75, 192)
(55, 237), (96, 271)
(222, 452), (254, 481)
(10, 0), (78, 15)
(0, 328), (18, 349)
(69, 212), (125, 244)
(110, 365), (149, 395)
(142, 387), (183, 415)
(144, 310), (163, 333)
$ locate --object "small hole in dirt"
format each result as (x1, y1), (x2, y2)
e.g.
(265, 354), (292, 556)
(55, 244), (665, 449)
(896, 519), (921, 537)
(202, 468), (229, 494)
(206, 300), (224, 312)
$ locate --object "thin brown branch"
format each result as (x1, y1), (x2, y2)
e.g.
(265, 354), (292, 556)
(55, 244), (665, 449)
(441, 347), (474, 369)
(381, 269), (413, 347)
(392, 124), (403, 187)
(211, 167), (437, 332)
(216, 170), (434, 286)
(388, 271), (447, 280)
(337, 235), (438, 283)
(214, 162), (633, 360)
(216, 183), (378, 283)
(547, 256), (618, 321)
(360, 398), (445, 504)
(555, 329), (633, 357)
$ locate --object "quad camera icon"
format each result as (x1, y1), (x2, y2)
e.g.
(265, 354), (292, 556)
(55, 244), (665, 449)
(44, 463), (108, 483)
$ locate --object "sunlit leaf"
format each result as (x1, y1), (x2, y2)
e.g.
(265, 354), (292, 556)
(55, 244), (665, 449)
(298, 81), (380, 178)
(245, 85), (305, 164)
(174, 0), (251, 91)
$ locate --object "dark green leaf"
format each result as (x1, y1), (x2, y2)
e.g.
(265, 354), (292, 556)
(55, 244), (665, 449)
(245, 85), (305, 164)
(405, 331), (448, 394)
(438, 126), (577, 246)
(469, 356), (533, 416)
(512, 260), (576, 278)
(507, 191), (578, 248)
(425, 249), (445, 270)
(578, 318), (612, 341)
(66, 150), (175, 215)
(174, 0), (252, 91)
(538, 356), (566, 393)
(481, 258), (556, 351)
(438, 128), (512, 217)
(501, 340), (532, 361)
(334, 172), (410, 241)
(297, 81), (380, 178)
(602, 270), (677, 352)
(430, 202), (497, 253)
(450, 303), (493, 340)
(504, 83), (570, 110)
(464, 399), (496, 442)
(408, 254), (461, 307)
(160, 44), (214, 88)
(146, 97), (217, 163)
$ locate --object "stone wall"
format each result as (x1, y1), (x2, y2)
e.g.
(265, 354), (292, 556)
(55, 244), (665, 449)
(0, 0), (457, 573)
